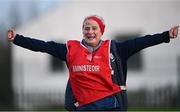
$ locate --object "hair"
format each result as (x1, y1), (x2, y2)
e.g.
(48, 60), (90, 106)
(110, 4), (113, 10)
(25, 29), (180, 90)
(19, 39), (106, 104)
(84, 15), (105, 25)
(83, 15), (105, 35)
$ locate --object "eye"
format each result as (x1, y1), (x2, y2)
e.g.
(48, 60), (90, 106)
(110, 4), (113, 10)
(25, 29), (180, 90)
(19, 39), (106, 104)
(92, 27), (97, 30)
(84, 27), (90, 31)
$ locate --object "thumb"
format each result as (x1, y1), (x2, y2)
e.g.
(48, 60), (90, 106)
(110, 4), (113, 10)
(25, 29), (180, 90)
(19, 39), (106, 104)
(7, 29), (16, 41)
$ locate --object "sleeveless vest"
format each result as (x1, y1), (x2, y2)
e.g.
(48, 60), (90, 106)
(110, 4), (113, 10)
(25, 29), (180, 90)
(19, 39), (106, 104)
(66, 40), (121, 106)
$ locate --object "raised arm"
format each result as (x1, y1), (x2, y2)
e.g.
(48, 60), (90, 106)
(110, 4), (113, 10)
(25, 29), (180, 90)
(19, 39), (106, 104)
(116, 26), (179, 59)
(7, 29), (67, 61)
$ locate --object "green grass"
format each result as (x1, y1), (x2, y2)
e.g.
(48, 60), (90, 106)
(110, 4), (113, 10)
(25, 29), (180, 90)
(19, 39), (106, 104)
(128, 106), (180, 111)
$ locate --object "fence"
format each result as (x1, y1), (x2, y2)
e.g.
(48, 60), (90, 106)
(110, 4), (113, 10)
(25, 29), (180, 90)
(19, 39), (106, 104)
(128, 85), (179, 110)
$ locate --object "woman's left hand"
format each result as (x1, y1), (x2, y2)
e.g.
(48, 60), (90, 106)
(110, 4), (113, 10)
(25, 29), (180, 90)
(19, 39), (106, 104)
(169, 26), (179, 39)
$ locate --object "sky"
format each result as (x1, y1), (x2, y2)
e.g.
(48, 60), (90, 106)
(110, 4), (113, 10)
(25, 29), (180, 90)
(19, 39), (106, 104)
(0, 0), (63, 27)
(0, 0), (63, 45)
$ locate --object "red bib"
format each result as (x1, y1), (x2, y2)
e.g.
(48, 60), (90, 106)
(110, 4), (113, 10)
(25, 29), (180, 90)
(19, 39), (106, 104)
(66, 40), (121, 106)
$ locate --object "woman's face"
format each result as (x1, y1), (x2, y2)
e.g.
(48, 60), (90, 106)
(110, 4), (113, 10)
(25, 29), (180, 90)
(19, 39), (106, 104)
(83, 19), (102, 47)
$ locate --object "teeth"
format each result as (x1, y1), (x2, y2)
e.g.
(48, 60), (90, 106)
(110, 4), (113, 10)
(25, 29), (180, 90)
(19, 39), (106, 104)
(88, 36), (94, 39)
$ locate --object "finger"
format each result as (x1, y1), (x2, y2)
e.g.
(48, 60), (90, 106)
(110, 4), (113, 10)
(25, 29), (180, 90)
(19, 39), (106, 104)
(174, 25), (179, 29)
(169, 28), (174, 38)
(173, 26), (179, 38)
(170, 26), (178, 38)
(7, 30), (14, 39)
(7, 32), (12, 39)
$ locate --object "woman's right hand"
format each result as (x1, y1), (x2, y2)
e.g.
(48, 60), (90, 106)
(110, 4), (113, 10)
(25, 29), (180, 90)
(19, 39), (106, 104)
(7, 29), (16, 41)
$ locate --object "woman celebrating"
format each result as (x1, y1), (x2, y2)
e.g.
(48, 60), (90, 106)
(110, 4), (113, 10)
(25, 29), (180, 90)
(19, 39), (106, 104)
(7, 15), (179, 111)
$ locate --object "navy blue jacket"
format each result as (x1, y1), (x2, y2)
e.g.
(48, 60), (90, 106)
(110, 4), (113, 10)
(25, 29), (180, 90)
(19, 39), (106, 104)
(13, 31), (170, 110)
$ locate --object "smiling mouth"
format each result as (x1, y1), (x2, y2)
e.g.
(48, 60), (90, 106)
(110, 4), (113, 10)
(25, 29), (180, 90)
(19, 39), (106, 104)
(86, 36), (96, 41)
(86, 35), (96, 39)
(87, 36), (95, 39)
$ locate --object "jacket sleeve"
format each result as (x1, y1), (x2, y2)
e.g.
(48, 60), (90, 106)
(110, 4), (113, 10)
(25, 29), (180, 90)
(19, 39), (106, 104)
(115, 31), (170, 60)
(13, 34), (67, 61)
(64, 80), (77, 111)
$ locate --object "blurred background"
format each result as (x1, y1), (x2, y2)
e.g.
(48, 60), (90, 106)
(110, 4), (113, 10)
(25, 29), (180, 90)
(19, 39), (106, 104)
(0, 0), (180, 111)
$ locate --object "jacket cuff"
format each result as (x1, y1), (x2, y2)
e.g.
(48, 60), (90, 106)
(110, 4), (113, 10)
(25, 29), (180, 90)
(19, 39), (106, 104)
(163, 31), (170, 43)
(13, 34), (21, 45)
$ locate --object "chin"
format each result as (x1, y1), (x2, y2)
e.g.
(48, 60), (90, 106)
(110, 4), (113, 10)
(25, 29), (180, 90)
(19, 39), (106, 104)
(86, 41), (93, 45)
(88, 41), (99, 47)
(86, 39), (96, 43)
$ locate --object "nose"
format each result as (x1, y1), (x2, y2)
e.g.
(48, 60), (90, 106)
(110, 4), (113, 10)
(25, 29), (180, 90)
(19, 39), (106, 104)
(88, 28), (94, 34)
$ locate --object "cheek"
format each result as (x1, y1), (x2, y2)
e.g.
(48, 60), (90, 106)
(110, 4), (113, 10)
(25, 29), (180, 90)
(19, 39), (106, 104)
(94, 29), (101, 34)
(97, 33), (103, 39)
(82, 30), (86, 35)
(96, 31), (102, 36)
